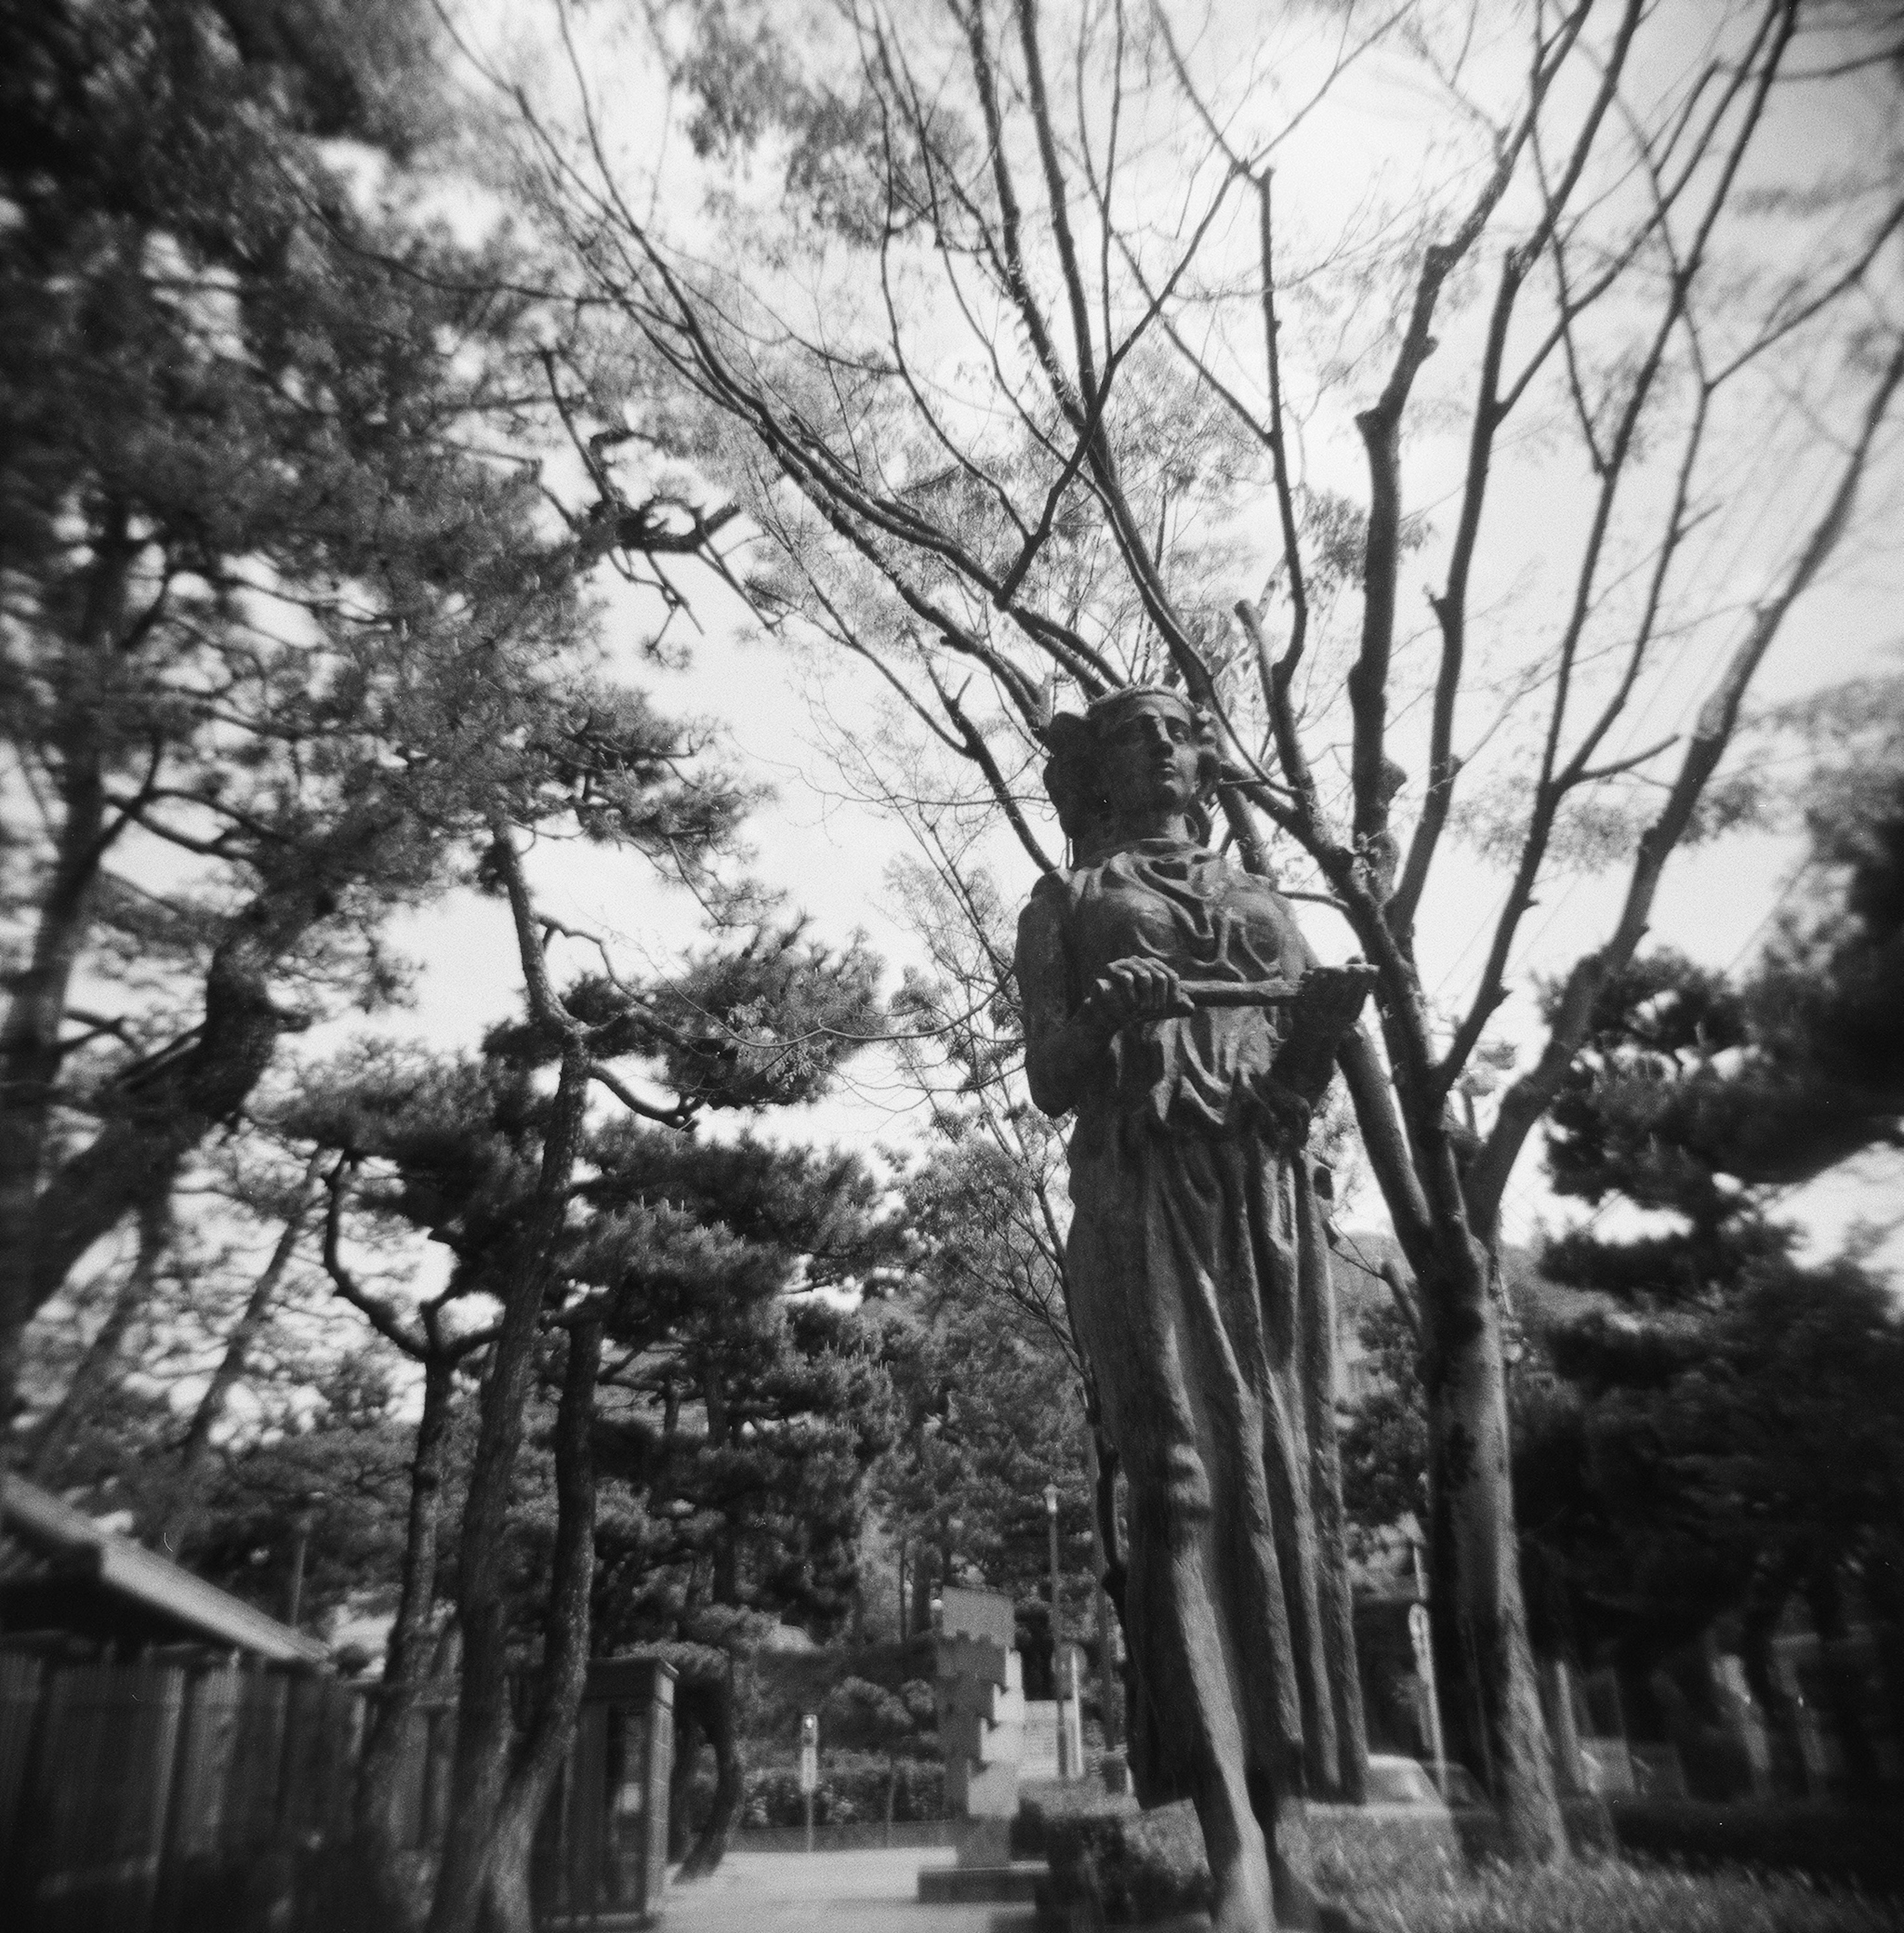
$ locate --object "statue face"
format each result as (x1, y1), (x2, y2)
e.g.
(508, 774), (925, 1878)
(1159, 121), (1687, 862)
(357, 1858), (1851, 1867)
(1099, 695), (1203, 828)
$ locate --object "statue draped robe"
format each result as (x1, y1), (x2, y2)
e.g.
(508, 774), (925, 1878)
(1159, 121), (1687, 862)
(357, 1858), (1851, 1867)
(1016, 837), (1338, 1810)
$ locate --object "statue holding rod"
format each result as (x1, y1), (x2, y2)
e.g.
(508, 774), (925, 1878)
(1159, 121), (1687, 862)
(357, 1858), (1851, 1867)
(1015, 686), (1374, 1933)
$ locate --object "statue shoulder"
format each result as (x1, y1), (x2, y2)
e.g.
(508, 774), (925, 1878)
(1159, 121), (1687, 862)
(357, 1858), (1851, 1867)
(1015, 867), (1085, 1005)
(1031, 862), (1087, 906)
(1023, 864), (1093, 927)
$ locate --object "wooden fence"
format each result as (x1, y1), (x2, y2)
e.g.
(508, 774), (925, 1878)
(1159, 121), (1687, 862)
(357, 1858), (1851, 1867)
(0, 1651), (362, 1933)
(0, 1649), (673, 1933)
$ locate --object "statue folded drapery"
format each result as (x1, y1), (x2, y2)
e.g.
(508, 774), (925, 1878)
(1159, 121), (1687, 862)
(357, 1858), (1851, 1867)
(1016, 687), (1369, 1933)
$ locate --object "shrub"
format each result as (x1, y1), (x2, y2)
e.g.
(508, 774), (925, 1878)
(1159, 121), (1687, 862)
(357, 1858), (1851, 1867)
(738, 1751), (945, 1827)
(820, 1677), (911, 1752)
(1011, 1778), (1137, 1858)
(1020, 1790), (1208, 1923)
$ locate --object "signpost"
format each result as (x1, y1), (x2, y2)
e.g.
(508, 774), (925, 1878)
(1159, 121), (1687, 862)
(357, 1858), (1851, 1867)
(1040, 1644), (1078, 1782)
(798, 1713), (818, 1852)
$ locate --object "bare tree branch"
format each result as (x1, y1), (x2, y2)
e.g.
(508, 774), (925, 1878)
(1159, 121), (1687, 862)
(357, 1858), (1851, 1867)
(1467, 326), (1904, 1232)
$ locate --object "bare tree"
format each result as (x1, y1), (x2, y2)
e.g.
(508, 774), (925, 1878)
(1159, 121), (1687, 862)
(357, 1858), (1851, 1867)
(509, 0), (1904, 1854)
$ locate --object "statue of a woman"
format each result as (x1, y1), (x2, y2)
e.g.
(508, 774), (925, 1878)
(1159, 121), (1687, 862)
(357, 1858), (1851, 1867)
(1015, 686), (1366, 1933)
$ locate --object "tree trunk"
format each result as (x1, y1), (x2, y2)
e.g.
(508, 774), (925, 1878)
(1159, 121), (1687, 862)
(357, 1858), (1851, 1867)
(426, 1044), (591, 1933)
(1858, 1548), (1904, 1796)
(481, 1316), (602, 1933)
(0, 513), (131, 1449)
(155, 1152), (323, 1556)
(1337, 1006), (1576, 1852)
(390, 1357), (460, 1689)
(1425, 1243), (1566, 1860)
(1296, 1158), (1367, 1804)
(1806, 1563), (1881, 1800)
(1740, 1562), (1809, 1798)
(25, 1195), (165, 1483)
(355, 1352), (460, 1932)
(676, 1668), (740, 1878)
(28, 872), (337, 1317)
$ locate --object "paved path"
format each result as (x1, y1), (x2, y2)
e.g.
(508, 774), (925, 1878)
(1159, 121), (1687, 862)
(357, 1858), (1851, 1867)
(659, 1848), (1042, 1933)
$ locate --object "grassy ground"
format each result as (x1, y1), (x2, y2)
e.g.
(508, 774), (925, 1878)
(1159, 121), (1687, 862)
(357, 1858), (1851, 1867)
(1022, 1786), (1904, 1932)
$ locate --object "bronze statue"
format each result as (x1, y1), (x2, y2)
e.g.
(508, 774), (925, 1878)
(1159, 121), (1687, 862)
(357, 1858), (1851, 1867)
(1015, 686), (1371, 1933)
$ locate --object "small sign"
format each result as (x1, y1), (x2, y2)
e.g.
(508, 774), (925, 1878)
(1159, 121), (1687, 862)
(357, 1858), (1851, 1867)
(798, 1713), (818, 1794)
(1019, 1700), (1061, 1779)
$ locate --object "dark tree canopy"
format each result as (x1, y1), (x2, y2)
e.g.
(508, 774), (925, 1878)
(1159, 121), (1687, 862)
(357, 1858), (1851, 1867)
(1516, 770), (1904, 1681)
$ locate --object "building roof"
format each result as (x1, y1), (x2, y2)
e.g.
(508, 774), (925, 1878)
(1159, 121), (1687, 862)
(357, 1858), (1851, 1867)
(0, 1474), (330, 1667)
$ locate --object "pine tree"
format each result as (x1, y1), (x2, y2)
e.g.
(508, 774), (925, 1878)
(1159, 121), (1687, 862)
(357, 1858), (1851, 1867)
(574, 1124), (901, 1873)
(2, 0), (534, 1428)
(291, 920), (890, 1916)
(583, 1121), (902, 1633)
(0, 0), (743, 1438)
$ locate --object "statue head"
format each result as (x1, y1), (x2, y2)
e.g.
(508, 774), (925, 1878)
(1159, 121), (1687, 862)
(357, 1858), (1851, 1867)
(1043, 685), (1222, 859)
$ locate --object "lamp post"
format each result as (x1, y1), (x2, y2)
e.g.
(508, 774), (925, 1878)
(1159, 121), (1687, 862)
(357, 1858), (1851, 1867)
(1045, 1483), (1070, 1776)
(799, 1712), (818, 1853)
(1043, 1483), (1062, 1654)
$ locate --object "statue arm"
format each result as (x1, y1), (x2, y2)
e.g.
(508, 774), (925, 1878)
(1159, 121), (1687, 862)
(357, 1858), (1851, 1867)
(1018, 885), (1121, 1120)
(1016, 882), (1188, 1117)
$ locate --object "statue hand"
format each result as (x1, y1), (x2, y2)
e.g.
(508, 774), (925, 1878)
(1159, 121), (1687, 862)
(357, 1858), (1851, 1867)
(1245, 1067), (1312, 1145)
(1082, 957), (1193, 1033)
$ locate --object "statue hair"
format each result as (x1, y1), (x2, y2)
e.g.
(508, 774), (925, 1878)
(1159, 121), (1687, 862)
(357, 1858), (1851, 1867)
(1042, 685), (1222, 855)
